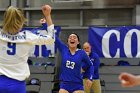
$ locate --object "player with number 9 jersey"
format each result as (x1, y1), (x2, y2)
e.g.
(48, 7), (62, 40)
(0, 5), (54, 93)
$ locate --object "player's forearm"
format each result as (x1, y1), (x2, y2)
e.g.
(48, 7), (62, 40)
(135, 75), (140, 86)
(45, 15), (53, 26)
(87, 65), (94, 81)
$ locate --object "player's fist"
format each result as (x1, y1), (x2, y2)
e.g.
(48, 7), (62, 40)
(119, 72), (138, 87)
(42, 5), (51, 17)
(40, 18), (46, 24)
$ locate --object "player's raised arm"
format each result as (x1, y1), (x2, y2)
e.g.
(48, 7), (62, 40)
(42, 5), (53, 26)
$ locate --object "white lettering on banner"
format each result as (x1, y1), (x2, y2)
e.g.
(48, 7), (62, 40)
(102, 29), (140, 58)
(102, 30), (120, 58)
(124, 29), (140, 58)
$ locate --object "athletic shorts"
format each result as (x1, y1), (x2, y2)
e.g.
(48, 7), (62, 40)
(60, 82), (84, 93)
(0, 75), (26, 93)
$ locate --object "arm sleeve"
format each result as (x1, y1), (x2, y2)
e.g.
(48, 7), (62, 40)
(94, 53), (100, 72)
(47, 24), (55, 39)
(55, 34), (67, 53)
(26, 24), (55, 46)
(47, 24), (67, 53)
(82, 51), (94, 80)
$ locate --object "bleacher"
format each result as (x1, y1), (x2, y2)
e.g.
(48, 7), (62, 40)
(26, 57), (57, 93)
(99, 58), (140, 93)
(26, 56), (140, 93)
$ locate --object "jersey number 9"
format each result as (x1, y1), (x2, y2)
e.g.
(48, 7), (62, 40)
(7, 42), (16, 55)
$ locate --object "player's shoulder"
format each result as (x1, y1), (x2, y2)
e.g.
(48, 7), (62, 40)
(90, 51), (99, 58)
(22, 30), (33, 34)
(77, 49), (84, 52)
(77, 49), (87, 54)
(22, 30), (38, 38)
(91, 51), (98, 55)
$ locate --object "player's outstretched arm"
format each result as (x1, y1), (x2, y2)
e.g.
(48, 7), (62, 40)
(42, 5), (53, 26)
(119, 72), (140, 87)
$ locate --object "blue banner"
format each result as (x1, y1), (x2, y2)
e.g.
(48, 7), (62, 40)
(88, 26), (140, 58)
(23, 25), (61, 57)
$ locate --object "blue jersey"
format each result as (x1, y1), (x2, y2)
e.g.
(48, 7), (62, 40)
(55, 36), (93, 84)
(82, 51), (100, 79)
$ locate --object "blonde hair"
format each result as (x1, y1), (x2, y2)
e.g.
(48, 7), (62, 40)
(2, 6), (26, 35)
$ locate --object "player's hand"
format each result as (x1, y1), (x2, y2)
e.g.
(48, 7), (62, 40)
(81, 68), (85, 73)
(42, 5), (51, 17)
(40, 18), (46, 24)
(86, 79), (92, 88)
(119, 72), (138, 87)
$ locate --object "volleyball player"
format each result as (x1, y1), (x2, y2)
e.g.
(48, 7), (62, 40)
(39, 6), (93, 93)
(0, 5), (55, 93)
(55, 33), (93, 93)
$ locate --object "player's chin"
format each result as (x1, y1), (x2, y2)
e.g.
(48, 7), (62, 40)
(69, 44), (76, 48)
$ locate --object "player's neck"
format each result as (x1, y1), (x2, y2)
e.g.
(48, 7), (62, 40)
(69, 47), (77, 55)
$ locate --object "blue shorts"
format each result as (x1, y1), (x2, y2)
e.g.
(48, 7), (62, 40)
(0, 75), (26, 93)
(60, 82), (84, 93)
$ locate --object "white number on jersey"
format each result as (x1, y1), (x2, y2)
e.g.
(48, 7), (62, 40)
(66, 60), (75, 69)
